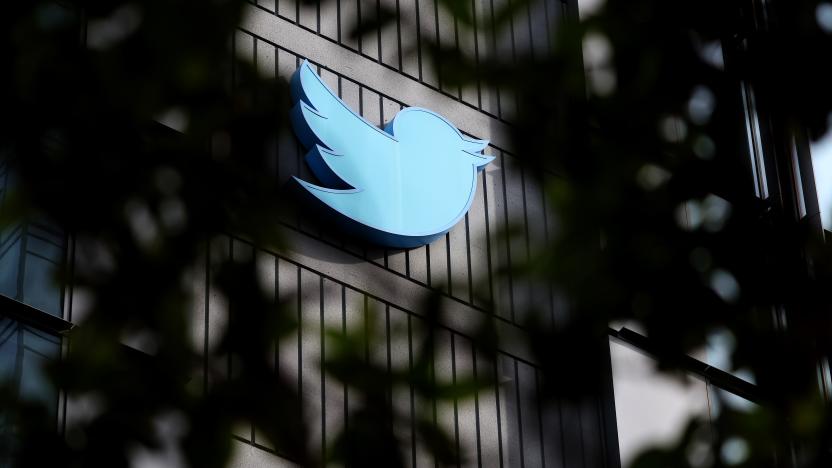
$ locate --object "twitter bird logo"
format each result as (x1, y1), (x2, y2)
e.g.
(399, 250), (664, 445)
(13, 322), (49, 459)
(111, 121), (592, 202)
(289, 60), (493, 248)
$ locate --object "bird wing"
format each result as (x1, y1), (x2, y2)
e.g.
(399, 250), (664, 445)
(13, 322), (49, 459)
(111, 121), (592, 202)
(290, 60), (398, 190)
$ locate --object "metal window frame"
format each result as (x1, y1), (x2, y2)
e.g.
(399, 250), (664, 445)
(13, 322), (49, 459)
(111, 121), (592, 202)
(609, 327), (762, 404)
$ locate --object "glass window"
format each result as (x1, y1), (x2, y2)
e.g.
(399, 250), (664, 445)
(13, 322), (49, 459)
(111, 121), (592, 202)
(0, 224), (66, 318)
(609, 337), (712, 468)
(0, 165), (66, 318)
(0, 316), (61, 466)
(0, 317), (61, 413)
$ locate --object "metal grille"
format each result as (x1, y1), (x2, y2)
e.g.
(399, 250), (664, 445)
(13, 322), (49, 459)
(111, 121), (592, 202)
(192, 235), (613, 467)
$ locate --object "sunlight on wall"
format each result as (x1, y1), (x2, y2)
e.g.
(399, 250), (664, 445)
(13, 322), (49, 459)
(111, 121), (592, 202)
(812, 130), (832, 230)
(609, 338), (711, 468)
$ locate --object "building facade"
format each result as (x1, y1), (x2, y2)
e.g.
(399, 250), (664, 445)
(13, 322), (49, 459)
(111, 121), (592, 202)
(214, 1), (617, 465)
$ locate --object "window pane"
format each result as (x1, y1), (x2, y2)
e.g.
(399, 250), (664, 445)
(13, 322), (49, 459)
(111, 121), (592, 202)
(0, 238), (21, 301)
(0, 164), (66, 318)
(0, 317), (60, 466)
(0, 317), (60, 409)
(610, 337), (712, 468)
(23, 250), (63, 316)
(0, 225), (65, 318)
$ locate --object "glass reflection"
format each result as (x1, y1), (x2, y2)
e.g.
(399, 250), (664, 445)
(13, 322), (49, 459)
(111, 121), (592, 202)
(0, 317), (60, 466)
(0, 163), (65, 317)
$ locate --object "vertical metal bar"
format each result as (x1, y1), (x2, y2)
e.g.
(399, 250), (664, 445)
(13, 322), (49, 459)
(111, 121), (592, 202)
(472, 341), (484, 468)
(514, 360), (525, 468)
(499, 152), (516, 322)
(407, 313), (418, 467)
(451, 334), (461, 467)
(482, 158), (496, 309)
(320, 276), (327, 459)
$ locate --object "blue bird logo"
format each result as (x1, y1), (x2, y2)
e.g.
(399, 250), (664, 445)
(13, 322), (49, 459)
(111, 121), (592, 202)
(289, 60), (494, 248)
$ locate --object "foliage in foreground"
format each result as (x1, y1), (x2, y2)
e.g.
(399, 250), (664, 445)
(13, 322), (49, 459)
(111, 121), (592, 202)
(2, 0), (832, 467)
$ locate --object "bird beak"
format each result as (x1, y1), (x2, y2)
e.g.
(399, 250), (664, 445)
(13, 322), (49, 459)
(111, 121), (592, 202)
(471, 154), (495, 171)
(461, 137), (489, 154)
(460, 137), (492, 171)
